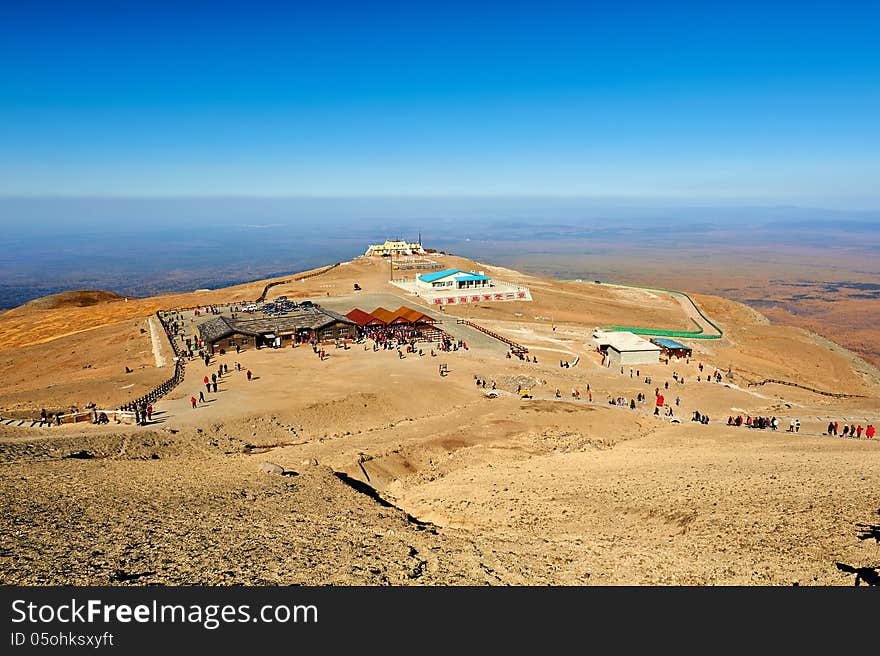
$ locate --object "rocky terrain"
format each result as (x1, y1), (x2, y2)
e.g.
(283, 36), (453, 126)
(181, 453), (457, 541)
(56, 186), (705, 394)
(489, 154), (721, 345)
(1, 254), (878, 585)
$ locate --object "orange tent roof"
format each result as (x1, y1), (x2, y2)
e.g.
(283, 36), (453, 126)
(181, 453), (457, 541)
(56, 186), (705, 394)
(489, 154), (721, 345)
(345, 308), (381, 327)
(392, 306), (437, 324)
(368, 307), (397, 324)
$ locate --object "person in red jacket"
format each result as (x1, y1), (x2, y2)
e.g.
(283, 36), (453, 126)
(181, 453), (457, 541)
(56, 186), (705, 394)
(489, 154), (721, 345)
(190, 396), (197, 409)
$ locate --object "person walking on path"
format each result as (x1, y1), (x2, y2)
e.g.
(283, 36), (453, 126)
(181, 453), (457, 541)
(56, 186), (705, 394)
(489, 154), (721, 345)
(247, 369), (252, 381)
(190, 396), (197, 409)
(212, 381), (217, 393)
(204, 376), (210, 394)
(199, 390), (205, 403)
(795, 418), (800, 432)
(146, 404), (153, 422)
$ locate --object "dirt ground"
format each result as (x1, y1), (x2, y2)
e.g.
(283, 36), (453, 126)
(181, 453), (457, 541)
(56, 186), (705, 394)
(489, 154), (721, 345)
(1, 256), (878, 585)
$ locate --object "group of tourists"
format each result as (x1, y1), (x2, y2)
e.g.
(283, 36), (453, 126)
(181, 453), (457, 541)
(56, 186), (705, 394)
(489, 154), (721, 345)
(363, 325), (431, 350)
(827, 421), (875, 439)
(190, 361), (238, 409)
(437, 336), (466, 352)
(132, 403), (153, 425)
(721, 416), (876, 439)
(727, 415), (779, 430)
(692, 410), (710, 424)
(507, 351), (537, 363)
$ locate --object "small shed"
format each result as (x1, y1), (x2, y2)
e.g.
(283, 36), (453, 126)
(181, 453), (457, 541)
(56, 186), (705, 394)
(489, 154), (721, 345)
(650, 337), (693, 358)
(593, 330), (662, 367)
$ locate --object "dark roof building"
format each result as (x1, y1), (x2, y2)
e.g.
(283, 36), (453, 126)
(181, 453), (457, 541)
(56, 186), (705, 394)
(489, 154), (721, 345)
(650, 337), (693, 358)
(196, 306), (356, 350)
(197, 317), (249, 344)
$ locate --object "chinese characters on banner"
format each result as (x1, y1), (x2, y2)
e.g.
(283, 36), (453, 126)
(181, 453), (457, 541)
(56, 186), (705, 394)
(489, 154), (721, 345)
(427, 292), (529, 306)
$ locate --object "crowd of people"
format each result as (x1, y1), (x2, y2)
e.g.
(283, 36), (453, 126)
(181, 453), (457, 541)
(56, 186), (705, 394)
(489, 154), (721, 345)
(363, 324), (429, 350)
(827, 421), (875, 439)
(726, 415), (779, 430)
(156, 307), (880, 447)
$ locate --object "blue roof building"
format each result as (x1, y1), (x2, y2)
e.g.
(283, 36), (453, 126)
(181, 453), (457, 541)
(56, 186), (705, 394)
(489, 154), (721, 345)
(650, 337), (693, 356)
(417, 268), (492, 290)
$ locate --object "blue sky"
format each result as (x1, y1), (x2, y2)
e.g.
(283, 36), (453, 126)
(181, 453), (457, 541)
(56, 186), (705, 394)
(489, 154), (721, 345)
(1, 1), (878, 206)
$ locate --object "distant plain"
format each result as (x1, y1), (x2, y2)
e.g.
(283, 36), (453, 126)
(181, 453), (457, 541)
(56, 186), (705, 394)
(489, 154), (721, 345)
(2, 198), (878, 367)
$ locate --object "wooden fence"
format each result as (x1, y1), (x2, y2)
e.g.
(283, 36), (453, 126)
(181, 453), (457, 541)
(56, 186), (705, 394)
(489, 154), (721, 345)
(745, 378), (864, 399)
(256, 263), (341, 302)
(456, 319), (528, 355)
(118, 311), (187, 413)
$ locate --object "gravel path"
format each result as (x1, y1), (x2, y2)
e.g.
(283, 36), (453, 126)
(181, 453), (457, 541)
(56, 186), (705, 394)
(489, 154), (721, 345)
(147, 316), (167, 368)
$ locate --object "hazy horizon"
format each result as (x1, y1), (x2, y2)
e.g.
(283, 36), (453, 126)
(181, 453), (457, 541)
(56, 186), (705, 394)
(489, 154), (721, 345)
(2, 197), (878, 310)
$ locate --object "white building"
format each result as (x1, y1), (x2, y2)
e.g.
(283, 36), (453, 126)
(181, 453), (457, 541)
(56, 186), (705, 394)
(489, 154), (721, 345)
(592, 330), (661, 366)
(364, 240), (426, 257)
(417, 268), (493, 291)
